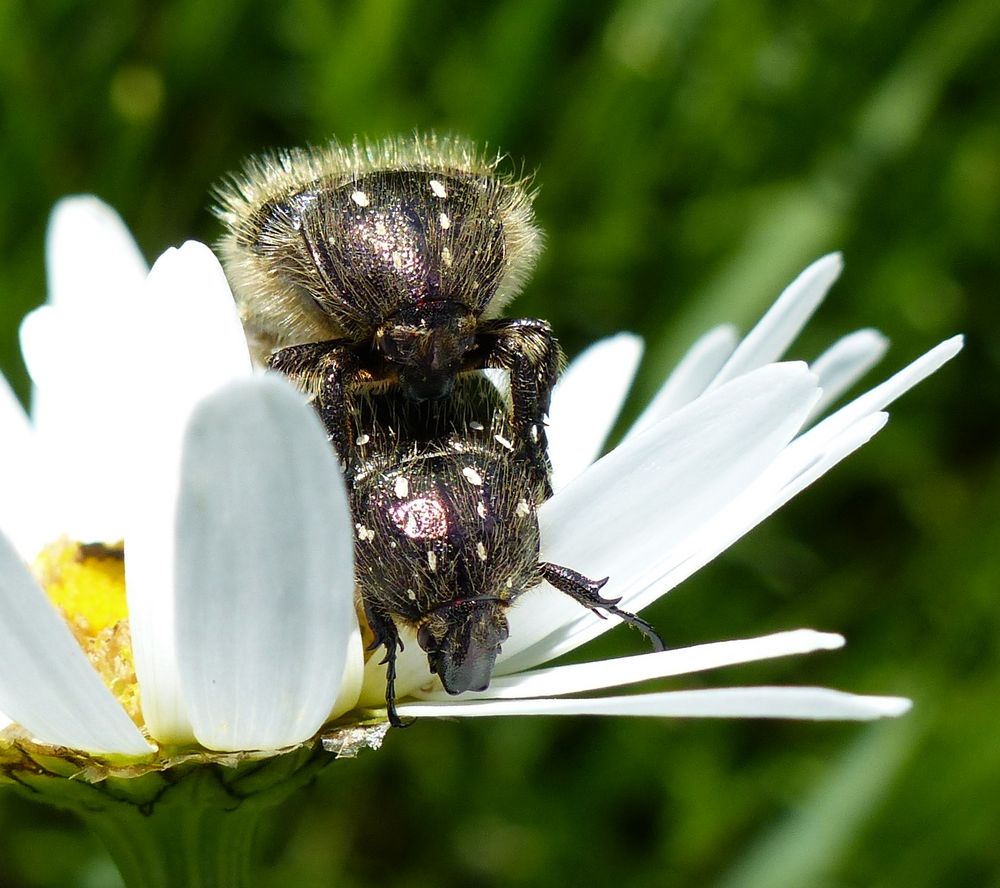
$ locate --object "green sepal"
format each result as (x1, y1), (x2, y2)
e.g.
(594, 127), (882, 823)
(0, 722), (389, 888)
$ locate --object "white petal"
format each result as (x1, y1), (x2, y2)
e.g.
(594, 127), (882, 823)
(45, 196), (148, 309)
(793, 336), (963, 457)
(135, 241), (253, 397)
(808, 329), (889, 419)
(0, 372), (31, 441)
(20, 303), (141, 542)
(505, 335), (959, 674)
(398, 687), (911, 720)
(174, 377), (359, 751)
(0, 530), (151, 754)
(328, 630), (366, 719)
(126, 242), (253, 744)
(0, 374), (45, 559)
(503, 410), (890, 676)
(19, 304), (135, 394)
(25, 200), (148, 541)
(708, 253), (843, 391)
(625, 324), (739, 440)
(415, 630), (844, 701)
(498, 363), (821, 670)
(18, 238), (262, 550)
(548, 333), (643, 492)
(655, 411), (892, 614)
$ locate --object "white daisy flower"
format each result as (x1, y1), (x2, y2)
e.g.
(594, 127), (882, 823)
(373, 254), (962, 722)
(0, 197), (960, 768)
(0, 197), (362, 758)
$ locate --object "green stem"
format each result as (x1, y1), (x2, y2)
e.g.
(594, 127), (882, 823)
(6, 743), (335, 888)
(78, 767), (263, 888)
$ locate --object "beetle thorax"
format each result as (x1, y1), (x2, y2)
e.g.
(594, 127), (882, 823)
(375, 302), (477, 401)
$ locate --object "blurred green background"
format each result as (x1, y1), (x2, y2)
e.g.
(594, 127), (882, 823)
(1, 0), (997, 885)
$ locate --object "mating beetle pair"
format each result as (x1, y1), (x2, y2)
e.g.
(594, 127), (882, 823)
(216, 134), (661, 725)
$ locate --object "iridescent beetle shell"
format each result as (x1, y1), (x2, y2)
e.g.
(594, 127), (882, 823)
(214, 134), (560, 493)
(342, 376), (662, 725)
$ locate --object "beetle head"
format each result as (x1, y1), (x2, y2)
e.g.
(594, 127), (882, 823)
(417, 599), (510, 694)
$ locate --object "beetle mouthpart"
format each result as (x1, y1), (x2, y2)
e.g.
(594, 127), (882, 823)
(420, 599), (510, 695)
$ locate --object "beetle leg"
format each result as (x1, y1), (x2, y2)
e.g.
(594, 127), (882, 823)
(363, 605), (412, 729)
(269, 340), (371, 467)
(540, 562), (665, 651)
(472, 318), (561, 498)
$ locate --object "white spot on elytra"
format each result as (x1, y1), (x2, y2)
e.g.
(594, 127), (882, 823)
(406, 588), (417, 601)
(469, 421), (484, 431)
(430, 178), (447, 198)
(355, 433), (370, 446)
(476, 501), (488, 519)
(427, 550), (438, 572)
(505, 576), (514, 589)
(374, 220), (387, 236)
(529, 424), (539, 443)
(462, 466), (483, 486)
(392, 251), (403, 271)
(394, 476), (410, 498)
(516, 499), (531, 517)
(476, 542), (488, 562)
(494, 433), (514, 451)
(351, 190), (370, 207)
(355, 524), (375, 542)
(439, 212), (451, 230)
(441, 246), (453, 267)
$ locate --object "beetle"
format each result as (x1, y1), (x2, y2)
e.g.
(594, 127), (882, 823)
(215, 134), (559, 493)
(342, 374), (663, 726)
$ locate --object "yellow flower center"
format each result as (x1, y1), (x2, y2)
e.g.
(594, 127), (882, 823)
(33, 539), (142, 726)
